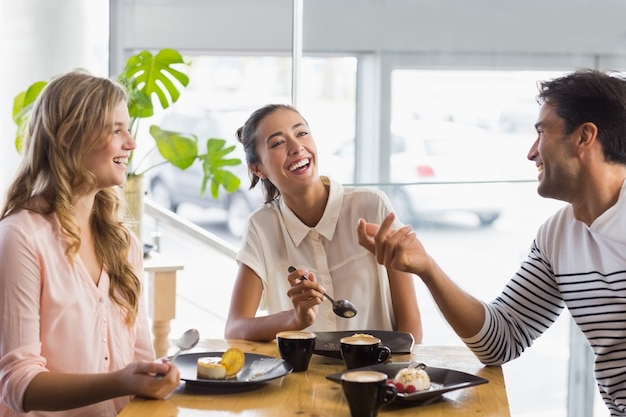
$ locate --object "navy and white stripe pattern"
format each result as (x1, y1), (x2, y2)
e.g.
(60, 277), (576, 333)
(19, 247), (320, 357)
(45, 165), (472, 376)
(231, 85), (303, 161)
(464, 192), (626, 416)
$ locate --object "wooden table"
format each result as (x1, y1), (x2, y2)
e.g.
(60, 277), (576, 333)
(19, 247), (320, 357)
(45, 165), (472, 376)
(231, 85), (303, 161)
(119, 339), (510, 417)
(143, 253), (184, 358)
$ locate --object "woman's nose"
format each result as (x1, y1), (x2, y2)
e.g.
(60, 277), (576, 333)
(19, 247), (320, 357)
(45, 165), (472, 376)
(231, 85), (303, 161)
(126, 131), (137, 150)
(288, 138), (303, 155)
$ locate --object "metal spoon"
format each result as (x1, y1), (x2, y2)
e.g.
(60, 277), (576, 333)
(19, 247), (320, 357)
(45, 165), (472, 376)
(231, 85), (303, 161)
(288, 266), (357, 318)
(169, 328), (200, 362)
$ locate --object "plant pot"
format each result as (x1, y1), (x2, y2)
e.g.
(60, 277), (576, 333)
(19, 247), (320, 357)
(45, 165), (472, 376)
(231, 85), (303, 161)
(123, 174), (145, 239)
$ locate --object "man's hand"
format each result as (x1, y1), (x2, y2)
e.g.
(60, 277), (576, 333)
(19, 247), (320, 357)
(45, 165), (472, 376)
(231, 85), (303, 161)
(357, 213), (431, 275)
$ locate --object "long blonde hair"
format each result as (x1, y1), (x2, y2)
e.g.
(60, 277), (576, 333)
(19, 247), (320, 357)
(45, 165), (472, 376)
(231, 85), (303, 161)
(1, 70), (141, 326)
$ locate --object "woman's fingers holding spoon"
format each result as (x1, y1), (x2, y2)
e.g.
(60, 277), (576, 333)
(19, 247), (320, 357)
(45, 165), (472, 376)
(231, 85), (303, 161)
(287, 266), (317, 285)
(287, 266), (357, 318)
(287, 267), (325, 301)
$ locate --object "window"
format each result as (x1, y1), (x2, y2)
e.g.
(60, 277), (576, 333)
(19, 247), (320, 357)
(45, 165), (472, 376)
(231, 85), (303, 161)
(142, 55), (357, 241)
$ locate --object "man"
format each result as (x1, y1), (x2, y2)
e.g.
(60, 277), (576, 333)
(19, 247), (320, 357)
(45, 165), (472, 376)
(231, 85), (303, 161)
(357, 69), (626, 416)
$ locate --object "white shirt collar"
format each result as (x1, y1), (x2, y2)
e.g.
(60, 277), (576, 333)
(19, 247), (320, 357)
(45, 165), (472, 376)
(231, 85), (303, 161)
(279, 176), (344, 246)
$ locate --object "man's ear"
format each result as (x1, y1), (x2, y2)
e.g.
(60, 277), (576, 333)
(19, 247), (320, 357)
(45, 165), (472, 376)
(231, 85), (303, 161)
(249, 163), (267, 180)
(578, 122), (598, 147)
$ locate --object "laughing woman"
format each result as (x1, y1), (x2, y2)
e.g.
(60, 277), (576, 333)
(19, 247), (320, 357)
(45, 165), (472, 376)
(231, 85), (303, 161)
(224, 104), (423, 343)
(0, 71), (179, 417)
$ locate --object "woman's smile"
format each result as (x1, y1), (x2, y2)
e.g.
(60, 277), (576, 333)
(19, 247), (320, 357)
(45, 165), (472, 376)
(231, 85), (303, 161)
(288, 157), (311, 173)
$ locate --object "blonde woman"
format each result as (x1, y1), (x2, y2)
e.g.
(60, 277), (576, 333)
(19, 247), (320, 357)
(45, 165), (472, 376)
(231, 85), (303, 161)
(0, 71), (179, 417)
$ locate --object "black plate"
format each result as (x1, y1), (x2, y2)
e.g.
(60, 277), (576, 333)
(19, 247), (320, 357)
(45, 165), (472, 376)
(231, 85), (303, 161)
(313, 330), (414, 359)
(326, 362), (488, 404)
(175, 352), (292, 389)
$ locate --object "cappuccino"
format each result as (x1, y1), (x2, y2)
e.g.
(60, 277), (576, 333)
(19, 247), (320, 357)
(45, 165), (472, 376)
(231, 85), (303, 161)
(342, 370), (387, 383)
(340, 334), (380, 345)
(276, 331), (316, 340)
(276, 331), (316, 372)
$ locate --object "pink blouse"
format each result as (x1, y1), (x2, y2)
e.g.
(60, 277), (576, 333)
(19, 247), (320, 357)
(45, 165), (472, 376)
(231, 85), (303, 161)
(0, 209), (154, 417)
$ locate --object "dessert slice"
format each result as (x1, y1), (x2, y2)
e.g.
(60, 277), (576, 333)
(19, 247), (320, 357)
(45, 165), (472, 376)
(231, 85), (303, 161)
(197, 357), (227, 380)
(391, 362), (430, 393)
(196, 348), (246, 380)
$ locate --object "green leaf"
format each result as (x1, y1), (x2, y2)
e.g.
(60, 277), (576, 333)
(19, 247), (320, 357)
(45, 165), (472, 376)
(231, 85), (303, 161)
(202, 168), (240, 199)
(198, 138), (242, 197)
(216, 169), (242, 192)
(12, 81), (47, 153)
(204, 138), (242, 168)
(149, 125), (198, 170)
(209, 179), (220, 199)
(119, 49), (190, 119)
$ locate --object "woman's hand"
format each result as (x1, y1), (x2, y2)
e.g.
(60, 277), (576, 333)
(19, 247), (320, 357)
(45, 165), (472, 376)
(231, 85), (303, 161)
(120, 360), (180, 399)
(286, 268), (323, 328)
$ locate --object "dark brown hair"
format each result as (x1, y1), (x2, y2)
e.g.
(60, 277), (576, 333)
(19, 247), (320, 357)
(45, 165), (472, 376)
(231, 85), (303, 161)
(236, 104), (307, 203)
(537, 69), (626, 165)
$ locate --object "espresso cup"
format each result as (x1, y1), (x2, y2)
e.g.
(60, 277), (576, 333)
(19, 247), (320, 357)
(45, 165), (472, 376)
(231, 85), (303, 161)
(341, 370), (398, 417)
(340, 335), (392, 369)
(276, 330), (316, 372)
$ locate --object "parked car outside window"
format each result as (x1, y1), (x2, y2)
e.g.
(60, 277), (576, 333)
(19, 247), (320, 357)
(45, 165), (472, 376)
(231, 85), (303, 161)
(390, 119), (509, 226)
(146, 109), (264, 238)
(332, 120), (510, 227)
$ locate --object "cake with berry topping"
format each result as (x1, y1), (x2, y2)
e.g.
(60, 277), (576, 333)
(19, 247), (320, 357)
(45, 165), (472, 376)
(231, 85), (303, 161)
(391, 363), (430, 394)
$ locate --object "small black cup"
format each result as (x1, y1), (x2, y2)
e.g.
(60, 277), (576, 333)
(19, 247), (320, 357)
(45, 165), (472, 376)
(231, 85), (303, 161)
(276, 331), (316, 372)
(340, 335), (392, 370)
(341, 370), (397, 417)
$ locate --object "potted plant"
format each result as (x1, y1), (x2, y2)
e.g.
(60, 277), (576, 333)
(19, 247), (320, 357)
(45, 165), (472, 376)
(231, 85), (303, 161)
(12, 48), (242, 237)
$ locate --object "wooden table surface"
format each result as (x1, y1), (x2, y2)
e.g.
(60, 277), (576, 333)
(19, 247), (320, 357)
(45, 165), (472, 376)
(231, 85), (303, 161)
(119, 339), (510, 417)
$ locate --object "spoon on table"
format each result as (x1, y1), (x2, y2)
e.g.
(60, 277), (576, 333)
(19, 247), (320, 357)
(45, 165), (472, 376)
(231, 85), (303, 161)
(288, 266), (357, 318)
(169, 328), (200, 363)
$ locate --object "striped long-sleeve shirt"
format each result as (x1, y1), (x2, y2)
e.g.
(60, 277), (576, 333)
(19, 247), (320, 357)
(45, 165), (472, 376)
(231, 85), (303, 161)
(463, 181), (626, 416)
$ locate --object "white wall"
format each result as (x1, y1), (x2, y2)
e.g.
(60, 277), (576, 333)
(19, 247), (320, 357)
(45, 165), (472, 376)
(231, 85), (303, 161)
(0, 0), (109, 207)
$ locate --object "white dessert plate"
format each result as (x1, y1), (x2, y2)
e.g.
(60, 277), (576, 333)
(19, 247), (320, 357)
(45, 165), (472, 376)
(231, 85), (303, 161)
(326, 362), (488, 404)
(175, 352), (293, 389)
(313, 330), (414, 359)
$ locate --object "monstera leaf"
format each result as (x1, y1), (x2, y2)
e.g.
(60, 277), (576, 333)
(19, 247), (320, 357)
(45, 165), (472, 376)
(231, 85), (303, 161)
(118, 48), (190, 119)
(11, 48), (242, 201)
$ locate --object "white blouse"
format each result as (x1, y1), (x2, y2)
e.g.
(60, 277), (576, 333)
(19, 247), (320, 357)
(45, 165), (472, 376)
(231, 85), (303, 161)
(236, 177), (403, 333)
